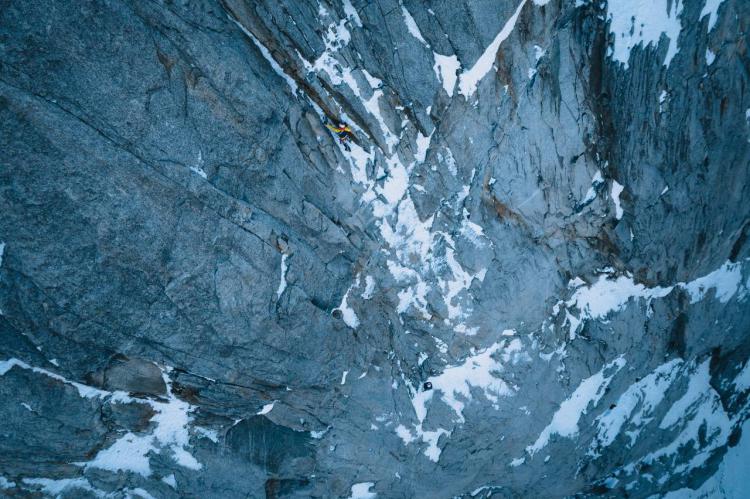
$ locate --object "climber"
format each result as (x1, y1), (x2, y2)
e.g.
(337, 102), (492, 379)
(326, 121), (354, 151)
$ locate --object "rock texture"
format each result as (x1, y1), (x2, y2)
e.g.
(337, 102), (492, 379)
(1, 0), (749, 497)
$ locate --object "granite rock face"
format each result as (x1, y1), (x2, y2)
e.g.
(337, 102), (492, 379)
(1, 0), (749, 497)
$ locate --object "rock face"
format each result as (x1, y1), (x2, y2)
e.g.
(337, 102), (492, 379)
(0, 0), (749, 497)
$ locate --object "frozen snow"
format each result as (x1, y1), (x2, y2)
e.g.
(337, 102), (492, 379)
(458, 0), (527, 97)
(0, 477), (15, 489)
(162, 474), (177, 489)
(433, 53), (460, 97)
(610, 181), (624, 219)
(85, 432), (154, 477)
(189, 166), (207, 179)
(349, 482), (377, 499)
(527, 357), (626, 455)
(341, 371), (349, 385)
(662, 418), (750, 498)
(0, 242), (5, 267)
(0, 358), (110, 398)
(565, 273), (673, 335)
(733, 360), (750, 392)
(606, 0), (684, 69)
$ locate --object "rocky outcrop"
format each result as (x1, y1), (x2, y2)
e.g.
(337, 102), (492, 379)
(1, 0), (748, 497)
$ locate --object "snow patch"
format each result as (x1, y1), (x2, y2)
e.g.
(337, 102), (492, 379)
(401, 6), (428, 46)
(458, 0), (527, 98)
(276, 253), (288, 299)
(433, 53), (460, 97)
(349, 482), (376, 499)
(606, 0), (683, 69)
(257, 401), (276, 415)
(699, 0), (725, 32)
(611, 181), (624, 219)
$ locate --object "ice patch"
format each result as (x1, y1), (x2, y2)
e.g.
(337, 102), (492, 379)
(681, 259), (745, 304)
(458, 0), (527, 97)
(341, 371), (349, 385)
(606, 0), (683, 69)
(82, 369), (201, 477)
(412, 340), (519, 424)
(342, 0), (362, 27)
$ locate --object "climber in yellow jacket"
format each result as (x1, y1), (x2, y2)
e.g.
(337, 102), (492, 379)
(326, 121), (354, 151)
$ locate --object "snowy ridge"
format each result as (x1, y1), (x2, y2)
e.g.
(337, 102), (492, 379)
(525, 356), (626, 456)
(560, 258), (750, 337)
(590, 359), (684, 455)
(616, 358), (749, 487)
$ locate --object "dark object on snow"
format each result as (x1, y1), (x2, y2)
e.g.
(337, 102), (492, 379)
(423, 381), (432, 391)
